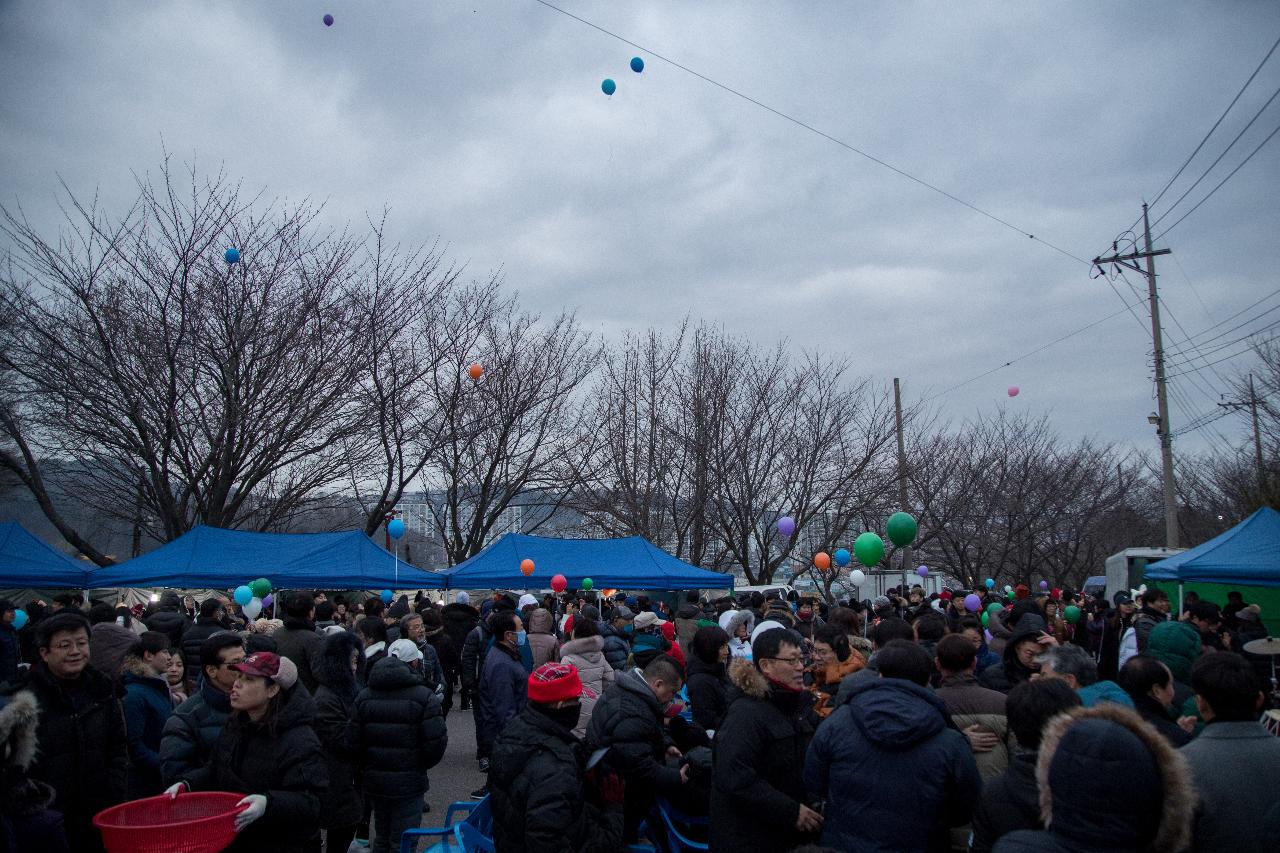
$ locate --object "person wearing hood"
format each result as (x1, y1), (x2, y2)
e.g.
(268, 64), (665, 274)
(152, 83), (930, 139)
(806, 639), (979, 853)
(273, 591), (323, 694)
(586, 654), (688, 842)
(1181, 652), (1280, 853)
(356, 616), (390, 686)
(0, 687), (72, 853)
(674, 591), (703, 650)
(120, 631), (176, 797)
(1145, 619), (1202, 713)
(441, 592), (480, 709)
(719, 609), (754, 659)
(559, 616), (614, 738)
(86, 601), (139, 680)
(527, 607), (561, 668)
(600, 605), (634, 671)
(312, 629), (365, 853)
(969, 679), (1082, 853)
(144, 592), (190, 648)
(161, 632), (244, 786)
(991, 704), (1194, 853)
(349, 643), (448, 853)
(476, 610), (529, 800)
(169, 652), (329, 853)
(686, 625), (732, 733)
(711, 628), (820, 853)
(980, 614), (1055, 694)
(1035, 643), (1134, 709)
(1117, 656), (1194, 747)
(489, 662), (624, 853)
(179, 597), (230, 687)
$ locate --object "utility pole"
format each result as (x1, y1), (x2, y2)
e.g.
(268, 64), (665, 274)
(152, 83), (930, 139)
(894, 378), (911, 593)
(1219, 373), (1267, 496)
(1093, 203), (1178, 547)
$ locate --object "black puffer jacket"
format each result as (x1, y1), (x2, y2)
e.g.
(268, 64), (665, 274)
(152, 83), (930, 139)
(968, 749), (1041, 853)
(710, 659), (817, 853)
(349, 655), (448, 798)
(312, 630), (365, 829)
(460, 616), (496, 691)
(184, 684), (328, 853)
(159, 677), (232, 786)
(179, 617), (228, 686)
(441, 602), (480, 659)
(489, 705), (624, 853)
(272, 617), (323, 694)
(3, 663), (128, 852)
(144, 606), (190, 648)
(980, 615), (1047, 693)
(598, 623), (631, 672)
(685, 654), (730, 732)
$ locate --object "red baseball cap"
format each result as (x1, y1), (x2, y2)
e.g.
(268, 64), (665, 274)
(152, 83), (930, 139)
(231, 652), (298, 690)
(527, 662), (597, 704)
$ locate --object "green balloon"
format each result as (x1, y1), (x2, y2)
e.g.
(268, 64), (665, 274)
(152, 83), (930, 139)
(986, 602), (1004, 614)
(1006, 589), (1016, 601)
(981, 612), (990, 627)
(853, 532), (885, 568)
(582, 578), (594, 591)
(250, 578), (272, 598)
(1064, 605), (1082, 624)
(885, 512), (918, 547)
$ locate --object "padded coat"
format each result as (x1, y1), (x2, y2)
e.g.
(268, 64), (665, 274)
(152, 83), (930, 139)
(349, 655), (448, 798)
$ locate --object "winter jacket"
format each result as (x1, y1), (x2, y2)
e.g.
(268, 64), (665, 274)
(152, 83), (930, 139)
(349, 654), (448, 798)
(3, 663), (127, 852)
(179, 617), (229, 687)
(934, 672), (1010, 779)
(1145, 620), (1201, 684)
(674, 603), (701, 651)
(1096, 609), (1133, 682)
(527, 608), (561, 668)
(1129, 693), (1191, 747)
(159, 677), (232, 786)
(312, 630), (364, 828)
(806, 677), (980, 853)
(710, 658), (817, 853)
(992, 704), (1194, 853)
(0, 689), (72, 853)
(424, 625), (459, 682)
(489, 705), (625, 853)
(88, 621), (139, 679)
(272, 617), (323, 693)
(1076, 679), (1135, 709)
(120, 657), (174, 797)
(1181, 720), (1280, 853)
(559, 635), (615, 739)
(478, 643), (528, 756)
(0, 622), (20, 687)
(144, 606), (190, 647)
(980, 616), (1047, 694)
(1130, 605), (1168, 653)
(441, 601), (481, 657)
(599, 622), (631, 672)
(461, 616), (496, 690)
(685, 654), (730, 732)
(585, 668), (682, 838)
(183, 684), (328, 853)
(969, 748), (1042, 853)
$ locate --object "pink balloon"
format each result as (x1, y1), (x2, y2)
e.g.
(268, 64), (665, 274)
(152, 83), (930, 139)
(1007, 386), (1020, 397)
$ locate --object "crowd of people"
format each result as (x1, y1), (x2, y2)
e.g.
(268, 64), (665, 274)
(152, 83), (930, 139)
(0, 581), (1277, 853)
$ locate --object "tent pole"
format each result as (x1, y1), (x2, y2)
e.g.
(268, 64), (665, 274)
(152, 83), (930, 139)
(1178, 581), (1184, 616)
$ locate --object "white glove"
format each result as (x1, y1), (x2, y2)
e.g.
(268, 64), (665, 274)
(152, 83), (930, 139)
(234, 794), (267, 831)
(163, 782), (186, 800)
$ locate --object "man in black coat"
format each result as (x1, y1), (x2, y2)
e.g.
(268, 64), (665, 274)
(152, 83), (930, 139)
(312, 629), (365, 853)
(179, 597), (229, 686)
(0, 599), (21, 686)
(160, 632), (244, 785)
(969, 678), (1082, 852)
(144, 591), (190, 647)
(2, 612), (128, 853)
(349, 649), (448, 853)
(489, 662), (625, 853)
(441, 594), (480, 708)
(711, 627), (820, 853)
(979, 614), (1053, 694)
(585, 653), (687, 841)
(272, 590), (323, 694)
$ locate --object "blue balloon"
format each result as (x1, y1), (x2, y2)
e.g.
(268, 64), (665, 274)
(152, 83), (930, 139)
(833, 548), (851, 567)
(985, 578), (996, 589)
(630, 56), (644, 73)
(234, 585), (253, 606)
(224, 248), (241, 264)
(387, 518), (405, 540)
(12, 609), (28, 630)
(601, 78), (616, 96)
(381, 589), (393, 603)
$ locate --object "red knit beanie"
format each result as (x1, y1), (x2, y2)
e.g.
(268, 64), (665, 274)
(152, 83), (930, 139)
(527, 662), (596, 704)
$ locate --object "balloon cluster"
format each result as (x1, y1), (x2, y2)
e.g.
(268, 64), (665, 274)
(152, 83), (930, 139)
(233, 577), (273, 620)
(601, 56), (646, 96)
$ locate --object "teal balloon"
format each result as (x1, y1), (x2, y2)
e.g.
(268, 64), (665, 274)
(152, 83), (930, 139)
(986, 602), (1003, 615)
(12, 610), (28, 630)
(387, 518), (405, 540)
(886, 512), (917, 547)
(381, 589), (393, 603)
(853, 532), (885, 568)
(234, 585), (253, 606)
(984, 578), (996, 589)
(630, 56), (644, 73)
(601, 78), (616, 96)
(833, 548), (851, 567)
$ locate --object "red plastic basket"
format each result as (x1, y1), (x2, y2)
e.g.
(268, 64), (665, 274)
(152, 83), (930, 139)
(93, 792), (247, 853)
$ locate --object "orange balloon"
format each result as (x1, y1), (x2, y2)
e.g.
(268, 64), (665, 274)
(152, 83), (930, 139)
(520, 558), (535, 576)
(814, 552), (831, 571)
(468, 363), (484, 381)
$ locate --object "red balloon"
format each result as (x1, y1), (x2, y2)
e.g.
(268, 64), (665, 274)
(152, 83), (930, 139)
(520, 559), (535, 576)
(468, 363), (484, 381)
(550, 574), (567, 593)
(814, 552), (831, 571)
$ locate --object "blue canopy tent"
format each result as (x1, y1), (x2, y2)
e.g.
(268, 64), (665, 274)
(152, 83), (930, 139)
(1146, 507), (1280, 587)
(85, 524), (441, 589)
(0, 522), (91, 588)
(438, 533), (733, 591)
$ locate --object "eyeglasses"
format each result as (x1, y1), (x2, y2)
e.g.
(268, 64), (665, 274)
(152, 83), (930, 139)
(763, 655), (806, 667)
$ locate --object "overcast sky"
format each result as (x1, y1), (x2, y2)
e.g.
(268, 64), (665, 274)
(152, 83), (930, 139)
(2, 0), (1278, 464)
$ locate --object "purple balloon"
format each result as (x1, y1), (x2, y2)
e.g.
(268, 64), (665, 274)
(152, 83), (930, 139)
(916, 565), (929, 578)
(964, 593), (982, 613)
(1038, 580), (1049, 590)
(262, 594), (274, 608)
(777, 516), (796, 537)
(323, 13), (334, 27)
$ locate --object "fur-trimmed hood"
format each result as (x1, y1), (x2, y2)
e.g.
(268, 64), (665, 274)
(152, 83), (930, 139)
(314, 629), (364, 700)
(0, 690), (40, 770)
(1035, 703), (1195, 852)
(727, 657), (769, 698)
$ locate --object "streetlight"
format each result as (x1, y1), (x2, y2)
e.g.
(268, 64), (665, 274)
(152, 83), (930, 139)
(1147, 412), (1160, 426)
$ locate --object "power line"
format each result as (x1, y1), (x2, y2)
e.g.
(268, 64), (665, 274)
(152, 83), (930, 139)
(1166, 330), (1280, 378)
(530, 0), (1092, 267)
(1165, 301), (1280, 360)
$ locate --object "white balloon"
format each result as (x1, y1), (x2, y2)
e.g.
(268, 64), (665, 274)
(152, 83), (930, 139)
(243, 597), (263, 620)
(850, 569), (866, 586)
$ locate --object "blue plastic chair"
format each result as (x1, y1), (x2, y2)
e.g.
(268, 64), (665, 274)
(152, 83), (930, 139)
(651, 797), (709, 853)
(456, 820), (496, 852)
(399, 797), (489, 853)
